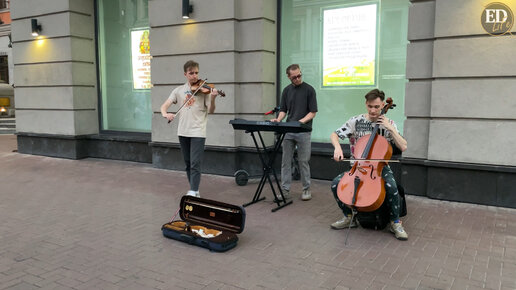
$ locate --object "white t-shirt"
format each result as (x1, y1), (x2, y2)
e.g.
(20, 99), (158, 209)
(335, 114), (400, 159)
(167, 82), (210, 138)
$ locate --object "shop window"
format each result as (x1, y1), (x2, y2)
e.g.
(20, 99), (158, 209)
(280, 0), (409, 142)
(96, 0), (151, 132)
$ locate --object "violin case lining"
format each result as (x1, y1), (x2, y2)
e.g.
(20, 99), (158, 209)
(162, 196), (246, 252)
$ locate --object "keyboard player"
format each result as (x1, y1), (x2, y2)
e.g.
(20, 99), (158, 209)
(270, 64), (318, 201)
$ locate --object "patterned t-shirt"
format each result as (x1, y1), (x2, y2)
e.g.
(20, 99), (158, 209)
(335, 114), (400, 159)
(167, 82), (210, 138)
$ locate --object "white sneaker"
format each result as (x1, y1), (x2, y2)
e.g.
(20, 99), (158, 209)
(186, 190), (200, 197)
(390, 221), (408, 240)
(301, 189), (311, 201)
(331, 215), (357, 230)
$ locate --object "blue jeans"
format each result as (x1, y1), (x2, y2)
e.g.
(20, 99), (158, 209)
(178, 136), (206, 191)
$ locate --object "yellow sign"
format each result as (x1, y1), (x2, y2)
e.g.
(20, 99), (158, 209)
(0, 97), (9, 107)
(131, 29), (152, 89)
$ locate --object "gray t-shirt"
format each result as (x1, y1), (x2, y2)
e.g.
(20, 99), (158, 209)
(167, 82), (210, 138)
(279, 82), (318, 127)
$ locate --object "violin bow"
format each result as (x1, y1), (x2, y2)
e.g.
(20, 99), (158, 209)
(333, 158), (401, 163)
(168, 79), (208, 123)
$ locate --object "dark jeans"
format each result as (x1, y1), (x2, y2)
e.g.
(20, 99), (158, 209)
(178, 136), (206, 191)
(281, 132), (311, 191)
(331, 165), (401, 221)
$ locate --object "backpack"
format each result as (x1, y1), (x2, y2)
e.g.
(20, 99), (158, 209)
(356, 185), (407, 230)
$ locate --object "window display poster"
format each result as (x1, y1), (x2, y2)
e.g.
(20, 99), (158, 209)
(131, 29), (151, 90)
(323, 4), (377, 87)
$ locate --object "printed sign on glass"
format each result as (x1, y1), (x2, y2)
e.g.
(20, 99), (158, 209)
(131, 29), (151, 90)
(323, 4), (377, 87)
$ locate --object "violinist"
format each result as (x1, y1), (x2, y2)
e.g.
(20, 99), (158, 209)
(329, 89), (408, 240)
(160, 60), (219, 198)
(270, 64), (318, 201)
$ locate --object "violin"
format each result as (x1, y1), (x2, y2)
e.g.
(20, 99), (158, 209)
(336, 98), (396, 213)
(167, 78), (226, 123)
(191, 79), (226, 97)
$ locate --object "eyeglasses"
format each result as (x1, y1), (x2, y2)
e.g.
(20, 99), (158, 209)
(290, 73), (302, 80)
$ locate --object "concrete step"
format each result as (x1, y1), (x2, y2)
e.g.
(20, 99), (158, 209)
(0, 127), (15, 134)
(0, 117), (16, 134)
(0, 118), (16, 129)
(0, 119), (15, 125)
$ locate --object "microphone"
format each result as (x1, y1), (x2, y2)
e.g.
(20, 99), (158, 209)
(264, 106), (280, 115)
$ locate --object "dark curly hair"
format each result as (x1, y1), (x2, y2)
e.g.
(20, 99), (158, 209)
(364, 89), (385, 101)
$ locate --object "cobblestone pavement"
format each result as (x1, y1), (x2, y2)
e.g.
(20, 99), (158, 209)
(1, 135), (515, 290)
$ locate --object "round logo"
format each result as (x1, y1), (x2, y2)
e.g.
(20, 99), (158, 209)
(481, 2), (514, 35)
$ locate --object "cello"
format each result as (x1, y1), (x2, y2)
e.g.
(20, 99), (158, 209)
(336, 98), (396, 213)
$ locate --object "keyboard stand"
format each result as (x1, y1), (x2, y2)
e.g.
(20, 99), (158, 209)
(242, 130), (293, 212)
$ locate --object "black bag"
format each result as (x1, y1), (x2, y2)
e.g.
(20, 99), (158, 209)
(162, 196), (246, 252)
(356, 201), (390, 230)
(356, 185), (407, 230)
(399, 185), (407, 217)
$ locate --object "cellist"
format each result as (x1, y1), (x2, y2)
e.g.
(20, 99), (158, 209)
(329, 89), (408, 240)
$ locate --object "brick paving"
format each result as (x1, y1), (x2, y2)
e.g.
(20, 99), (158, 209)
(0, 134), (516, 290)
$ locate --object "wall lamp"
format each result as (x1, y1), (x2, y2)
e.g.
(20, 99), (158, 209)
(31, 19), (42, 37)
(182, 0), (193, 19)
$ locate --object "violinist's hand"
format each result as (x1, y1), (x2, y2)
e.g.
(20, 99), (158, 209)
(333, 147), (344, 162)
(210, 88), (218, 97)
(377, 115), (395, 132)
(163, 113), (176, 122)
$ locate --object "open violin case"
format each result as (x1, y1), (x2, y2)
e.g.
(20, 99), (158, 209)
(162, 196), (246, 252)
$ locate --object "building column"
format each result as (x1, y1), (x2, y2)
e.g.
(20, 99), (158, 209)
(403, 0), (516, 208)
(11, 0), (98, 159)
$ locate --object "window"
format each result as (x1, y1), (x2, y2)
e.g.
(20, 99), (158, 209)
(0, 1), (9, 10)
(0, 55), (8, 84)
(96, 0), (151, 132)
(280, 0), (409, 142)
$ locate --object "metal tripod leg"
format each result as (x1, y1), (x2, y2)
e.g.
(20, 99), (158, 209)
(241, 130), (292, 212)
